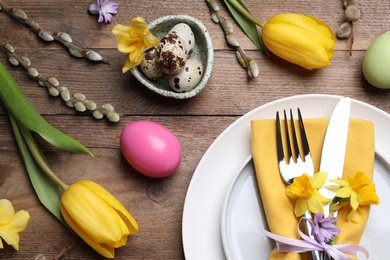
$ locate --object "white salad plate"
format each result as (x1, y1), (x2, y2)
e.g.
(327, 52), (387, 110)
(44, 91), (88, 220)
(182, 94), (390, 260)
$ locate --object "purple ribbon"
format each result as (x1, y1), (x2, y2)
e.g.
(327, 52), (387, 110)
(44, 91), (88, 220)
(262, 218), (369, 260)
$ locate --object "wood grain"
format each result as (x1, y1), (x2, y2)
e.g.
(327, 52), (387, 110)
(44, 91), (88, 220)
(1, 0), (390, 259)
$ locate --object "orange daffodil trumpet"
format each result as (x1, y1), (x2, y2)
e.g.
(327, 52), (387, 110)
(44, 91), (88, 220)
(0, 199), (30, 250)
(262, 14), (336, 70)
(60, 180), (138, 258)
(112, 16), (160, 73)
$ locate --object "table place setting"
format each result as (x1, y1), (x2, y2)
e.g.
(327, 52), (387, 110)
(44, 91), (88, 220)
(1, 0), (390, 259)
(183, 95), (390, 260)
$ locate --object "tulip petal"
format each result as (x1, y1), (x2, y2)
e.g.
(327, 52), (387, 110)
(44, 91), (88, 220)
(81, 180), (138, 234)
(60, 205), (115, 258)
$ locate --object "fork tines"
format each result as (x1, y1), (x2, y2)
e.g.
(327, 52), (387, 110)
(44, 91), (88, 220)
(276, 108), (311, 165)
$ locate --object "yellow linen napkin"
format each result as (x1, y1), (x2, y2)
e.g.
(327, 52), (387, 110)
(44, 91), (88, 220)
(251, 118), (375, 260)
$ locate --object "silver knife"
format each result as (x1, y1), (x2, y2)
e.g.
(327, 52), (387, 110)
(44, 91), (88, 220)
(319, 97), (351, 207)
(318, 97), (351, 260)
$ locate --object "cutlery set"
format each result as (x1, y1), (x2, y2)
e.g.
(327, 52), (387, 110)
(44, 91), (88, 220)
(276, 97), (351, 260)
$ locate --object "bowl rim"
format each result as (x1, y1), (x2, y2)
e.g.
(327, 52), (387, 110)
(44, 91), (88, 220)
(130, 14), (214, 99)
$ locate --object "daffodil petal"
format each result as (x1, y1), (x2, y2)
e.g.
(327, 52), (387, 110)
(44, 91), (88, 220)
(350, 191), (359, 210)
(294, 198), (308, 217)
(0, 229), (19, 250)
(336, 186), (352, 198)
(311, 171), (328, 189)
(10, 210), (30, 232)
(308, 196), (325, 214)
(0, 199), (15, 222)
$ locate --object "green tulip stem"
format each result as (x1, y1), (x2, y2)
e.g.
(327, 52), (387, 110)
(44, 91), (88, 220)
(226, 0), (264, 27)
(19, 124), (69, 191)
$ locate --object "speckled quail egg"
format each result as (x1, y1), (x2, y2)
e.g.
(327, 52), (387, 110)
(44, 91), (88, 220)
(156, 33), (187, 75)
(139, 48), (163, 80)
(169, 23), (195, 57)
(168, 59), (203, 92)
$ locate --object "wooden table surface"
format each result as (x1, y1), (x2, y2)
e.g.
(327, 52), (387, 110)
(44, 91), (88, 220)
(1, 0), (390, 259)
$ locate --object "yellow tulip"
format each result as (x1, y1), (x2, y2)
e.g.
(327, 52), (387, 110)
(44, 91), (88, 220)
(112, 16), (160, 73)
(262, 13), (336, 70)
(60, 180), (138, 258)
(0, 199), (30, 250)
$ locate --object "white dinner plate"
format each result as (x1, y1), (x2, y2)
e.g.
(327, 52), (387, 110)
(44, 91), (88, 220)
(182, 94), (390, 260)
(220, 155), (390, 259)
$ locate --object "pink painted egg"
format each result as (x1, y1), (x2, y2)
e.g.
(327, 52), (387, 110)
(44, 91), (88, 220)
(120, 120), (182, 178)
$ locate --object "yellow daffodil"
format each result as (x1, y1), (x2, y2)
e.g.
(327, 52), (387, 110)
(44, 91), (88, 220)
(60, 180), (138, 258)
(332, 172), (380, 222)
(262, 13), (336, 70)
(0, 199), (30, 250)
(112, 16), (160, 73)
(286, 172), (330, 217)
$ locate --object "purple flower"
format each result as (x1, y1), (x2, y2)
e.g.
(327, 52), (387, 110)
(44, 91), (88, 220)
(310, 213), (340, 244)
(88, 0), (119, 23)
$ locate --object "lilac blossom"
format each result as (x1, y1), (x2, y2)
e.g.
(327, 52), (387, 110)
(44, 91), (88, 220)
(88, 0), (119, 23)
(309, 213), (340, 244)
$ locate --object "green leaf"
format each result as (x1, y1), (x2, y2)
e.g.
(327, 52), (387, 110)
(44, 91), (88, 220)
(224, 0), (269, 55)
(9, 115), (69, 228)
(0, 62), (93, 156)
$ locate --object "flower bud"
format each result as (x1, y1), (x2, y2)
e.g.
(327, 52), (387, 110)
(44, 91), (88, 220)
(5, 43), (14, 53)
(226, 34), (240, 47)
(93, 110), (104, 120)
(48, 77), (59, 87)
(49, 87), (59, 97)
(345, 5), (361, 22)
(39, 32), (54, 42)
(28, 67), (39, 77)
(262, 13), (336, 70)
(337, 22), (351, 38)
(87, 51), (102, 61)
(85, 101), (97, 111)
(9, 57), (19, 66)
(107, 111), (120, 122)
(59, 32), (72, 43)
(22, 56), (31, 66)
(211, 13), (219, 23)
(61, 89), (71, 102)
(74, 102), (86, 112)
(60, 180), (138, 258)
(102, 103), (114, 112)
(73, 93), (86, 102)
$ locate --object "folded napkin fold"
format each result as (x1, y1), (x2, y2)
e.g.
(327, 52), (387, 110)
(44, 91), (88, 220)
(251, 118), (375, 260)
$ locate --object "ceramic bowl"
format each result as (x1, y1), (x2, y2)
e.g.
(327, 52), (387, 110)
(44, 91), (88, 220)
(130, 15), (214, 99)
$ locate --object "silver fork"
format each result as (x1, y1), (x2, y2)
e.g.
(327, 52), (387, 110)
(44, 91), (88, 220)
(276, 109), (320, 260)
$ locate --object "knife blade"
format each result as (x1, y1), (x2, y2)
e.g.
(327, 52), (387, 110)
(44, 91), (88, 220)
(318, 97), (351, 204)
(318, 97), (351, 260)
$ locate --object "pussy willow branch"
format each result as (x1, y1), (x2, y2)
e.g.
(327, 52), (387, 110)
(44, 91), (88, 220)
(0, 40), (120, 122)
(0, 1), (110, 64)
(205, 0), (259, 80)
